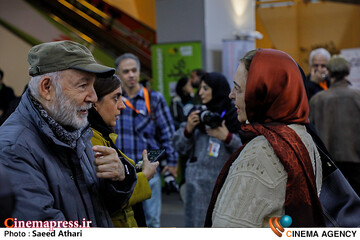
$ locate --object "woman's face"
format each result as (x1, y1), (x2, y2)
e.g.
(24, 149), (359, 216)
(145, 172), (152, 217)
(199, 81), (212, 104)
(229, 62), (248, 123)
(94, 86), (125, 127)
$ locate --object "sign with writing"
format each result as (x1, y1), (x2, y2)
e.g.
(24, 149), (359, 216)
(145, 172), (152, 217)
(151, 42), (202, 104)
(341, 48), (360, 88)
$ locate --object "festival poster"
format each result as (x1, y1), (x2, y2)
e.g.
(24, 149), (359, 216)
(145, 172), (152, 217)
(151, 41), (202, 105)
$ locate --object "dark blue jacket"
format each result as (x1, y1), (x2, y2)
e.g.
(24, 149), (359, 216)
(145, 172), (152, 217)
(0, 91), (136, 227)
(304, 74), (330, 100)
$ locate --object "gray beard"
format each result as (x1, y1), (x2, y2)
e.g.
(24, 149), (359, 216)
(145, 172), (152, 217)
(46, 93), (91, 130)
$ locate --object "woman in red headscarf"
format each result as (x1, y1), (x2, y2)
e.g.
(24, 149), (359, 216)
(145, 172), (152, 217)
(205, 49), (325, 227)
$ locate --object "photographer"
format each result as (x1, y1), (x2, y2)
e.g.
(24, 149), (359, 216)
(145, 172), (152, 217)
(172, 72), (242, 227)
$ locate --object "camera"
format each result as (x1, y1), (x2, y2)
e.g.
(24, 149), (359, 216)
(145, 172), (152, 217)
(160, 160), (179, 194)
(191, 105), (222, 128)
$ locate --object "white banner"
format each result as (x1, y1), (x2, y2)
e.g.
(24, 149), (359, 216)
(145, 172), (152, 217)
(222, 39), (255, 88)
(0, 227), (358, 240)
(341, 48), (360, 88)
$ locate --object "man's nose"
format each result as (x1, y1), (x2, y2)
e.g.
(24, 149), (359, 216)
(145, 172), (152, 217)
(86, 86), (98, 103)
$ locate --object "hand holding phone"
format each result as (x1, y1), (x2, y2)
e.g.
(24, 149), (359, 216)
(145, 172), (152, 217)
(147, 149), (165, 162)
(140, 150), (160, 179)
(135, 149), (163, 178)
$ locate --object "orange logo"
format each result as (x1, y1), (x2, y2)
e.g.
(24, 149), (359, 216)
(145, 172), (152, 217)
(269, 215), (292, 237)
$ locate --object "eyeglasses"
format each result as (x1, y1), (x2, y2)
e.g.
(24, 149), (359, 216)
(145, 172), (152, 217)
(312, 64), (326, 68)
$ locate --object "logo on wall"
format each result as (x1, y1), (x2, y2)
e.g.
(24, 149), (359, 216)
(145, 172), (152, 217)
(269, 215), (292, 237)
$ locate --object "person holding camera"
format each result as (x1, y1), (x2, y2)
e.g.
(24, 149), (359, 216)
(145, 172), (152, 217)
(88, 74), (159, 227)
(172, 72), (242, 227)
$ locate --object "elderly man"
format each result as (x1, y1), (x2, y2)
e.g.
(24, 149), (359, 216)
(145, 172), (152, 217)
(0, 41), (136, 227)
(309, 55), (360, 196)
(304, 48), (331, 100)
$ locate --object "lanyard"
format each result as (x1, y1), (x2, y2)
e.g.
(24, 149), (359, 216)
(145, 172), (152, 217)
(122, 87), (151, 115)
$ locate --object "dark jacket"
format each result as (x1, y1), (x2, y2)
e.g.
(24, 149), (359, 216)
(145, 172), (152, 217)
(0, 91), (136, 227)
(304, 75), (330, 100)
(309, 79), (360, 164)
(0, 162), (15, 227)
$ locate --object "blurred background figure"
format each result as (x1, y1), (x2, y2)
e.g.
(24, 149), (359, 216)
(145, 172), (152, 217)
(0, 69), (16, 125)
(170, 76), (194, 130)
(309, 55), (360, 196)
(190, 69), (206, 105)
(88, 74), (158, 227)
(0, 85), (28, 126)
(0, 162), (15, 227)
(304, 48), (331, 100)
(114, 53), (178, 227)
(172, 72), (242, 227)
(170, 76), (195, 192)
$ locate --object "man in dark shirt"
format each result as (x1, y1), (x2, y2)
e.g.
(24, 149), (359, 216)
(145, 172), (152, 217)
(0, 69), (16, 123)
(304, 48), (331, 100)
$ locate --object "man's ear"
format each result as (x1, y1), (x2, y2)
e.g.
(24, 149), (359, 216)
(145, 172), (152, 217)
(39, 76), (55, 101)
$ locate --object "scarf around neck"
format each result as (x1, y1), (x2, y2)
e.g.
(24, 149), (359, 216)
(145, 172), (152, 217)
(29, 92), (81, 149)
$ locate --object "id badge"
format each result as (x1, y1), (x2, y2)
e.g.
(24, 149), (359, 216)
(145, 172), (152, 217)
(208, 138), (220, 157)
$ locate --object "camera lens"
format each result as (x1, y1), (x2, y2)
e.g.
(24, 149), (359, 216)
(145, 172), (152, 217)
(200, 111), (222, 128)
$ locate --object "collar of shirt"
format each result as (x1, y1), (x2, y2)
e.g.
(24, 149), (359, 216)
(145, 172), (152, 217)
(124, 84), (145, 100)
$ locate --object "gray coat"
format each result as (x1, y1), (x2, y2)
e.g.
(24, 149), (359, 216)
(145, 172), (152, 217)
(0, 91), (136, 227)
(309, 79), (360, 164)
(172, 123), (242, 227)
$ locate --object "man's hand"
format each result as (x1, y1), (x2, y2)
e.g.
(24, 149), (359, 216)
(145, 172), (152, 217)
(310, 68), (328, 84)
(92, 145), (125, 181)
(162, 165), (178, 178)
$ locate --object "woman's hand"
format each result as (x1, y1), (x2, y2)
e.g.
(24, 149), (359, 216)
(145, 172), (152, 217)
(185, 110), (200, 133)
(206, 120), (229, 141)
(141, 150), (159, 180)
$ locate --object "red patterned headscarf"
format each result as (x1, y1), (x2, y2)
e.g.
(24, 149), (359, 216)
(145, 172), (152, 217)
(245, 49), (309, 124)
(205, 49), (324, 227)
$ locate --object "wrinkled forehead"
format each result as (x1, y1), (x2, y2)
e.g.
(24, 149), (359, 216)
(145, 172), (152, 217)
(234, 61), (248, 89)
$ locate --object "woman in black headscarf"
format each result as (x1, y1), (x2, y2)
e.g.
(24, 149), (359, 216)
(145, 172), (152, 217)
(170, 76), (194, 130)
(172, 72), (242, 227)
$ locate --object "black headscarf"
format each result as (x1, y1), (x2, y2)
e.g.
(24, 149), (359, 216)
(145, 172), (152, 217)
(200, 72), (241, 133)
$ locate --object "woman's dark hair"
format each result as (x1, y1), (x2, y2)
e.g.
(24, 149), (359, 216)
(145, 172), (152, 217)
(241, 49), (258, 71)
(176, 76), (191, 103)
(94, 74), (122, 101)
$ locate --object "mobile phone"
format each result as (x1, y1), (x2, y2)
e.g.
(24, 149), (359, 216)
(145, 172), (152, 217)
(147, 149), (165, 162)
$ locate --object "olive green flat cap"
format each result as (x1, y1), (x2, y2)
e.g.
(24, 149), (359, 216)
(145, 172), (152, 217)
(28, 40), (115, 77)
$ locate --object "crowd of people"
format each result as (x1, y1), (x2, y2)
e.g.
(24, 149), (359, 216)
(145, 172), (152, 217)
(0, 40), (359, 228)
